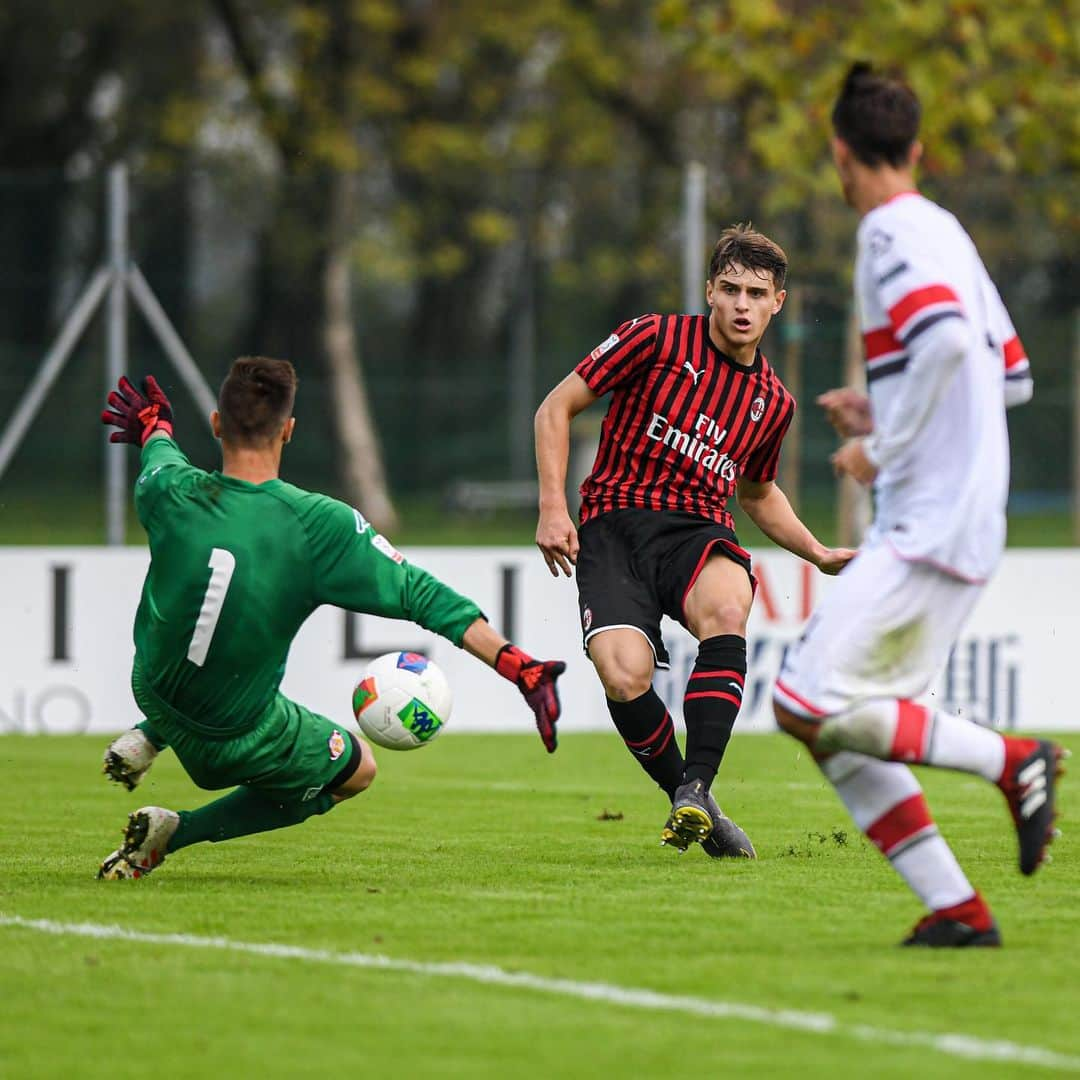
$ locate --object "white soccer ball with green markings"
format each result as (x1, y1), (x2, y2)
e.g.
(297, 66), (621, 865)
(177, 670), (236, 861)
(351, 651), (452, 750)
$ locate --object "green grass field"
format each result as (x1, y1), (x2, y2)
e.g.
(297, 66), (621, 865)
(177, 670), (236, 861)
(0, 732), (1076, 1078)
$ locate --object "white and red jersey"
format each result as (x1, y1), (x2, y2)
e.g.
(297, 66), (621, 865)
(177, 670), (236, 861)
(855, 191), (1032, 583)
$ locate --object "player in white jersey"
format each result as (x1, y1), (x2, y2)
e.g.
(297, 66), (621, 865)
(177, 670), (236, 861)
(772, 62), (1062, 947)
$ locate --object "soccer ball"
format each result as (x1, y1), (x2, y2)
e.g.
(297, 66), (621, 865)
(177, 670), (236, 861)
(351, 651), (452, 750)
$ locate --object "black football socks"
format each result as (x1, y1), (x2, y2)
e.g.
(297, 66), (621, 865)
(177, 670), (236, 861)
(607, 688), (683, 801)
(682, 634), (746, 788)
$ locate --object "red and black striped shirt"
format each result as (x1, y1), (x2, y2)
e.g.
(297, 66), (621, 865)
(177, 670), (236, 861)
(575, 314), (795, 530)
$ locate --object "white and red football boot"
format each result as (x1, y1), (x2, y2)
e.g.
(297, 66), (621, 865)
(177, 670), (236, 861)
(98, 807), (179, 880)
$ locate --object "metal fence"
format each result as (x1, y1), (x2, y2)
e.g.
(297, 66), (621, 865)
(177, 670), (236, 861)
(0, 166), (1076, 530)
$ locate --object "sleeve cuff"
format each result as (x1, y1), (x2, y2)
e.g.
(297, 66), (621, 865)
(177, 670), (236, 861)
(862, 436), (882, 469)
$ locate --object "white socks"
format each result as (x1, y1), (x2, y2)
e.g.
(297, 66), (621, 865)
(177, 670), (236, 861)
(820, 751), (976, 911)
(816, 699), (1005, 781)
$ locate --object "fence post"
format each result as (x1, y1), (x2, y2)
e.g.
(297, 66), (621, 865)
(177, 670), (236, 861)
(0, 162), (215, 538)
(682, 162), (706, 315)
(508, 243), (536, 483)
(105, 164), (129, 546)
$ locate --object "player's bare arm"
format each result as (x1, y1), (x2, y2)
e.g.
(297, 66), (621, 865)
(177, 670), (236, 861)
(533, 372), (598, 577)
(736, 476), (856, 575)
(817, 387), (873, 437)
(830, 439), (878, 486)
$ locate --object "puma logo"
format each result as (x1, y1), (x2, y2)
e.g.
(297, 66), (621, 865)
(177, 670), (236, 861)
(683, 362), (705, 385)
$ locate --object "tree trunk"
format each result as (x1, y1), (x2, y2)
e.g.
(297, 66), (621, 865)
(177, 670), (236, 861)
(322, 171), (398, 533)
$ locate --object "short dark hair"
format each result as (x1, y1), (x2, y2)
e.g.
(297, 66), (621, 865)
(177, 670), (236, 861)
(708, 224), (787, 291)
(218, 356), (298, 445)
(831, 61), (921, 167)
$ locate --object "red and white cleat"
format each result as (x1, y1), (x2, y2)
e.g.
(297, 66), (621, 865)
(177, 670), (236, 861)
(998, 739), (1066, 876)
(97, 806), (179, 880)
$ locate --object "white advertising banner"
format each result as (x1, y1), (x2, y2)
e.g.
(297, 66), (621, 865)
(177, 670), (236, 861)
(1, 546), (1078, 736)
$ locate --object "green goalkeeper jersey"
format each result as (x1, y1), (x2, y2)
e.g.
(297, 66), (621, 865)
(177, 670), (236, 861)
(131, 436), (482, 735)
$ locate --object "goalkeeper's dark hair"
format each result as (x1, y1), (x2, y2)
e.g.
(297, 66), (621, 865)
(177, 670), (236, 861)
(708, 224), (787, 291)
(218, 356), (298, 445)
(832, 61), (920, 167)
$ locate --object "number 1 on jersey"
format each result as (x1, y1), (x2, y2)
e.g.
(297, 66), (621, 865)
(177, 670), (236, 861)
(187, 547), (236, 667)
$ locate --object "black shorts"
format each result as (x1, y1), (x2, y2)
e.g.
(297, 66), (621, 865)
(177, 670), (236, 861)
(575, 508), (754, 668)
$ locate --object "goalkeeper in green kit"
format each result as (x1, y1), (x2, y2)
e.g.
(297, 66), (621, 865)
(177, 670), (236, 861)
(97, 357), (565, 879)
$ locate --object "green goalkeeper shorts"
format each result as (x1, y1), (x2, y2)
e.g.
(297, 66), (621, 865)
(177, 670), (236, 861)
(132, 666), (360, 804)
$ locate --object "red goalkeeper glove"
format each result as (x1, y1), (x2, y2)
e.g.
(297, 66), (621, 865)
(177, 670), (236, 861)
(101, 375), (174, 446)
(495, 644), (565, 753)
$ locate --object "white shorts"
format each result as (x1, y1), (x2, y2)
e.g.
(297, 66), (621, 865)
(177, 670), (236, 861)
(773, 540), (983, 719)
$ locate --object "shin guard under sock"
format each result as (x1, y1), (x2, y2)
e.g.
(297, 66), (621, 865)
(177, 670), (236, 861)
(168, 787), (336, 852)
(682, 634), (746, 787)
(607, 689), (683, 801)
(819, 751), (976, 911)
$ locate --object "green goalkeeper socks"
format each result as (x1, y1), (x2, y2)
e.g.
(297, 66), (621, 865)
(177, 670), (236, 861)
(168, 787), (335, 852)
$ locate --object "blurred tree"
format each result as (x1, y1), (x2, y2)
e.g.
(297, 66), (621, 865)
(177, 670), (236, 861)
(656, 0), (1079, 504)
(210, 0), (398, 529)
(0, 2), (203, 347)
(208, 0), (705, 503)
(656, 0), (1078, 265)
(2, 0), (1075, 509)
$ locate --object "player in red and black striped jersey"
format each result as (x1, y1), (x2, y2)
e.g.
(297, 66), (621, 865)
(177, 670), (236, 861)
(535, 225), (854, 857)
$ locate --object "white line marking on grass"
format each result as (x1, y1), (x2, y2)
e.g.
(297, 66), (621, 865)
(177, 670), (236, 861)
(3, 913), (1077, 1072)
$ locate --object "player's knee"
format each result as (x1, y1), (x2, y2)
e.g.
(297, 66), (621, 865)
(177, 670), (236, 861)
(595, 656), (653, 702)
(599, 668), (653, 702)
(336, 739), (377, 800)
(688, 600), (749, 640)
(353, 743), (378, 791)
(588, 633), (655, 701)
(815, 708), (891, 757)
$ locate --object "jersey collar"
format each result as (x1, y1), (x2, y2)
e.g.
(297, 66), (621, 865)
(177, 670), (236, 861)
(211, 471), (284, 491)
(706, 337), (763, 374)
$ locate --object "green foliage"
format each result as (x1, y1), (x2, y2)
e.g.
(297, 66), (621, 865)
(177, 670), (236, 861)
(668, 0), (1079, 229)
(6, 1), (1076, 291)
(1, 1), (1075, 505)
